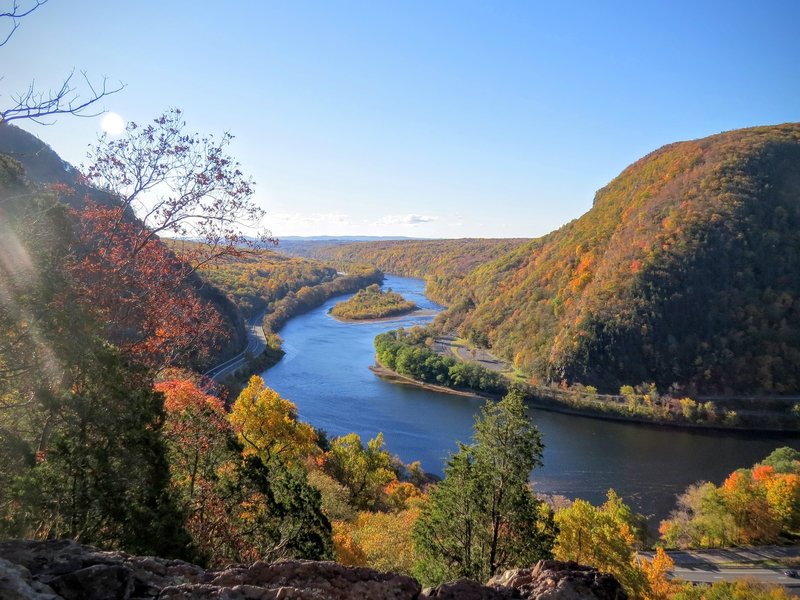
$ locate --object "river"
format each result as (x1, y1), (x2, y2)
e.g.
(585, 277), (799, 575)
(262, 274), (799, 522)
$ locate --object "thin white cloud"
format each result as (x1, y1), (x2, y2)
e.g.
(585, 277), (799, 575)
(376, 214), (438, 226)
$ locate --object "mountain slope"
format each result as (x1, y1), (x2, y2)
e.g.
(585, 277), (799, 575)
(0, 124), (246, 366)
(308, 124), (800, 395)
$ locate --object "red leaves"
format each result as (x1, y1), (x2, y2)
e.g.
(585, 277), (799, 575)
(71, 201), (227, 368)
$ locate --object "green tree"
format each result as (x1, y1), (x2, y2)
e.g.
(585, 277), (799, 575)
(760, 447), (800, 474)
(232, 456), (334, 562)
(323, 432), (396, 511)
(413, 390), (553, 584)
(3, 342), (192, 559)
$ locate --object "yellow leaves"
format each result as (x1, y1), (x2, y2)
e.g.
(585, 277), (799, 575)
(663, 455), (799, 550)
(229, 375), (318, 464)
(332, 520), (367, 566)
(640, 547), (675, 600)
(322, 432), (397, 511)
(554, 492), (648, 600)
(761, 472), (800, 530)
(333, 508), (422, 575)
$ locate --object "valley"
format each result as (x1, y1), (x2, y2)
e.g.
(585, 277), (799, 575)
(254, 274), (800, 523)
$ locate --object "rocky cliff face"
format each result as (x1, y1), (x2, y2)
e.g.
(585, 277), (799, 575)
(0, 540), (626, 600)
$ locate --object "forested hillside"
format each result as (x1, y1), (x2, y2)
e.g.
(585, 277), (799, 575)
(287, 238), (529, 305)
(304, 124), (800, 395)
(0, 124), (246, 365)
(194, 247), (338, 317)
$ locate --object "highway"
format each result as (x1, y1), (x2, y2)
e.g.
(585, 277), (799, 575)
(640, 546), (800, 592)
(203, 313), (267, 382)
(672, 565), (800, 589)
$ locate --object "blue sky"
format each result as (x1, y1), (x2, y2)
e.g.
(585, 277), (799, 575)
(4, 1), (800, 238)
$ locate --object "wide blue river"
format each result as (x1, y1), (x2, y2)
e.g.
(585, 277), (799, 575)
(262, 274), (799, 522)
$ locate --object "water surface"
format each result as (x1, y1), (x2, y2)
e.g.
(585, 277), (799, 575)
(263, 275), (799, 521)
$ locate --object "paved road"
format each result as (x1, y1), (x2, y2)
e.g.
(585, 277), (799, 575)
(203, 313), (267, 381)
(640, 546), (800, 591)
(433, 334), (509, 373)
(671, 565), (800, 589)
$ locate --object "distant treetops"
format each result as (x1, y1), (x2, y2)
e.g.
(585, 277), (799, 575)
(330, 283), (417, 321)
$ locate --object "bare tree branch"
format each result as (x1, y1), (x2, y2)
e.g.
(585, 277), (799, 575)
(0, 0), (47, 48)
(0, 2), (124, 125)
(83, 108), (275, 272)
(1, 70), (125, 125)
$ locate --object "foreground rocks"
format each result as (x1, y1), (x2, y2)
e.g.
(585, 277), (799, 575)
(0, 540), (626, 600)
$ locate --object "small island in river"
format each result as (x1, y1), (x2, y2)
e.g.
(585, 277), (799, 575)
(330, 283), (418, 320)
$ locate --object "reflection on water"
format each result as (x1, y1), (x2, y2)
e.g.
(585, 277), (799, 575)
(262, 274), (799, 521)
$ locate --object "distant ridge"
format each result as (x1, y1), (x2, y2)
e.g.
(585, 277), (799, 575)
(278, 235), (418, 241)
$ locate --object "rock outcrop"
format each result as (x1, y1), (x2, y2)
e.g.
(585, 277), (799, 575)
(486, 561), (627, 600)
(0, 540), (626, 600)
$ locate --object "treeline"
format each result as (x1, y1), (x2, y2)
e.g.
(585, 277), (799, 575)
(375, 322), (797, 429)
(195, 246), (338, 316)
(286, 238), (528, 306)
(523, 381), (800, 430)
(330, 283), (417, 320)
(374, 328), (506, 395)
(261, 265), (383, 348)
(304, 125), (800, 398)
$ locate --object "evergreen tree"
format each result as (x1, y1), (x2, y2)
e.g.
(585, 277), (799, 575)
(413, 390), (553, 584)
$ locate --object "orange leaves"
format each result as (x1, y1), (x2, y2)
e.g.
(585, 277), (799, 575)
(752, 464), (775, 482)
(662, 451), (800, 549)
(383, 480), (423, 511)
(332, 521), (368, 566)
(157, 379), (225, 419)
(158, 378), (231, 474)
(640, 547), (675, 600)
(721, 469), (744, 492)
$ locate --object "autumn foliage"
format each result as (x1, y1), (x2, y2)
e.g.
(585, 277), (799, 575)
(229, 375), (318, 464)
(659, 447), (800, 548)
(73, 203), (226, 367)
(304, 124), (800, 395)
(158, 376), (333, 565)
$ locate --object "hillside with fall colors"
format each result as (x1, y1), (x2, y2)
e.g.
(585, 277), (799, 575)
(300, 124), (800, 395)
(287, 237), (530, 306)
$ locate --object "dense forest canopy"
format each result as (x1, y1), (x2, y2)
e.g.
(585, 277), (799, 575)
(297, 124), (800, 395)
(193, 247), (337, 317)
